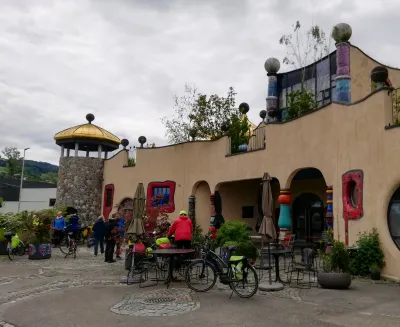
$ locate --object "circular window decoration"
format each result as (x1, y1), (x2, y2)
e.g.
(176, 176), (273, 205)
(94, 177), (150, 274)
(387, 187), (400, 250)
(342, 170), (364, 219)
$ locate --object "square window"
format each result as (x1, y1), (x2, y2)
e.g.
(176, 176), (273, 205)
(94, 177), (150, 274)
(49, 198), (56, 207)
(106, 189), (113, 207)
(147, 181), (176, 213)
(242, 206), (254, 219)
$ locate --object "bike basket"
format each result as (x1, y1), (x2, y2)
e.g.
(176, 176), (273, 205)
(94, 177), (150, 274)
(155, 237), (170, 246)
(229, 256), (247, 280)
(11, 235), (20, 249)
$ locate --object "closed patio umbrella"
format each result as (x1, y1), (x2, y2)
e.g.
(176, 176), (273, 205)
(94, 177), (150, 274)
(127, 183), (145, 237)
(258, 172), (283, 291)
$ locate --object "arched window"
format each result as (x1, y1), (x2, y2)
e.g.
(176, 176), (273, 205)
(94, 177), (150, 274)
(388, 187), (400, 249)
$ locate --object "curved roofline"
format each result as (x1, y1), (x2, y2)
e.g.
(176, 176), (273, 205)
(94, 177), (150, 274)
(350, 44), (400, 71)
(278, 49), (336, 76)
(277, 43), (400, 76)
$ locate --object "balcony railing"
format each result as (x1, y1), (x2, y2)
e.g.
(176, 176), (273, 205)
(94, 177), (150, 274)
(227, 126), (266, 156)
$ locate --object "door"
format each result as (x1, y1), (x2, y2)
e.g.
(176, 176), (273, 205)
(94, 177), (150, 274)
(293, 193), (324, 242)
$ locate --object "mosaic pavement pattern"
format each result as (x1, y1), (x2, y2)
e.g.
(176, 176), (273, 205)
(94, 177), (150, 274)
(110, 288), (200, 317)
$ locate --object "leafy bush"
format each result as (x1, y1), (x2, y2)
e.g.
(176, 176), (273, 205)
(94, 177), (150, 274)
(282, 89), (316, 122)
(216, 221), (251, 247)
(320, 239), (350, 273)
(349, 229), (384, 276)
(228, 114), (251, 153)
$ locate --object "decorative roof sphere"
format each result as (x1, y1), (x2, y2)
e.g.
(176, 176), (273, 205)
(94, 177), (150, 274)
(264, 58), (280, 74)
(332, 23), (352, 43)
(121, 139), (129, 148)
(239, 102), (250, 114)
(267, 109), (279, 118)
(138, 136), (147, 145)
(86, 113), (95, 123)
(189, 128), (197, 139)
(370, 66), (389, 84)
(221, 121), (230, 132)
(259, 110), (267, 119)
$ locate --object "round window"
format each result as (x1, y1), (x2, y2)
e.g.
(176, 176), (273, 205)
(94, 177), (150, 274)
(388, 187), (400, 250)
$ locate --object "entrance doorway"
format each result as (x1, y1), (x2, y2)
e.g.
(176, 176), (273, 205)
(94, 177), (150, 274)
(293, 193), (324, 242)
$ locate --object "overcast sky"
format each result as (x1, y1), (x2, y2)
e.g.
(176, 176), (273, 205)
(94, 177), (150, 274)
(0, 0), (399, 165)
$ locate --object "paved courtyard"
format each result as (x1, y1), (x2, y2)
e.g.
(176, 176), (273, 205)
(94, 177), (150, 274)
(0, 247), (399, 327)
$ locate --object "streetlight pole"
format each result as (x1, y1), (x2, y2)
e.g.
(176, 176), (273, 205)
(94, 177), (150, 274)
(17, 148), (30, 213)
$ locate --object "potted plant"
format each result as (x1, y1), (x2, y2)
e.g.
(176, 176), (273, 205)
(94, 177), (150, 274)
(28, 213), (52, 260)
(318, 239), (351, 289)
(369, 264), (381, 280)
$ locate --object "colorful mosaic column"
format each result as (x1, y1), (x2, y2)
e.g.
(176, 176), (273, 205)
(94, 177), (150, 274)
(332, 23), (352, 103)
(264, 58), (280, 122)
(188, 195), (196, 226)
(277, 189), (292, 241)
(326, 186), (333, 230)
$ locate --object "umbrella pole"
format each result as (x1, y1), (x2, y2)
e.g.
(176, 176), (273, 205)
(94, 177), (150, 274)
(259, 239), (284, 292)
(268, 241), (272, 285)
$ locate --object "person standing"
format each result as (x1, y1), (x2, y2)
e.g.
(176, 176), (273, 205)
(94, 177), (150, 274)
(52, 211), (66, 247)
(104, 217), (119, 263)
(92, 215), (106, 256)
(67, 211), (81, 241)
(167, 210), (193, 249)
(115, 213), (125, 259)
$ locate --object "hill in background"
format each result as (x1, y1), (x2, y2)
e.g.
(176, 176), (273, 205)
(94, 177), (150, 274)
(0, 159), (58, 183)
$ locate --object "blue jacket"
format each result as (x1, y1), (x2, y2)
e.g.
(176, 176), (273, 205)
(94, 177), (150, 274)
(52, 217), (66, 230)
(93, 219), (107, 240)
(67, 215), (81, 232)
(117, 218), (125, 236)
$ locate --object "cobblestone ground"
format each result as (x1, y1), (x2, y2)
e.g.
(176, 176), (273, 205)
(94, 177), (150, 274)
(1, 246), (400, 327)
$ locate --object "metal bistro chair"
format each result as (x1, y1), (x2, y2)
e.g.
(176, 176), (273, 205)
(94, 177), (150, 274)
(256, 247), (275, 281)
(287, 247), (317, 289)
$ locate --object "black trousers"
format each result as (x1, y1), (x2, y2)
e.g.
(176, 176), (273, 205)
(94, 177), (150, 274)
(105, 240), (116, 262)
(175, 240), (192, 249)
(53, 230), (64, 247)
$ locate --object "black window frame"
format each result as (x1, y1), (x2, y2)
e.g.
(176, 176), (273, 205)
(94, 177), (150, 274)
(387, 187), (400, 250)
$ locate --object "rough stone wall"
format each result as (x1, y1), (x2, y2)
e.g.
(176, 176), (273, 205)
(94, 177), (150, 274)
(55, 157), (104, 224)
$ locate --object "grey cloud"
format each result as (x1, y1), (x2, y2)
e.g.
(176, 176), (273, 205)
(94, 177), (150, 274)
(0, 0), (398, 165)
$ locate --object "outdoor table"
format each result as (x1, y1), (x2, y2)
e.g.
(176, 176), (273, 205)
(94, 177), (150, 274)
(150, 249), (194, 288)
(261, 248), (291, 283)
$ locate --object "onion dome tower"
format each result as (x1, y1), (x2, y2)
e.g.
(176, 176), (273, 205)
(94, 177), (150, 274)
(53, 114), (121, 223)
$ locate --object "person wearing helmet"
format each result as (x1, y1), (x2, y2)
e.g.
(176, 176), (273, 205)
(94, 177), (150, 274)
(167, 210), (193, 249)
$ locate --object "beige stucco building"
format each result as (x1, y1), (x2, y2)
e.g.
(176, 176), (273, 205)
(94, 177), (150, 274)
(55, 23), (400, 280)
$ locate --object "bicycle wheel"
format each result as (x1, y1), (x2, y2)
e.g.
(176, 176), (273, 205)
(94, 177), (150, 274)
(229, 264), (259, 298)
(185, 260), (217, 292)
(59, 235), (70, 254)
(7, 244), (14, 261)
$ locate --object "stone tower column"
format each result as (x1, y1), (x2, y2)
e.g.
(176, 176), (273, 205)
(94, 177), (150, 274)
(332, 23), (352, 103)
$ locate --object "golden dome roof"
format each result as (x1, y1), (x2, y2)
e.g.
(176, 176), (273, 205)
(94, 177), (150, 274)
(54, 114), (120, 145)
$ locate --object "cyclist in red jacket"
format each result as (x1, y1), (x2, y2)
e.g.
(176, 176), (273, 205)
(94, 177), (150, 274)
(168, 210), (193, 249)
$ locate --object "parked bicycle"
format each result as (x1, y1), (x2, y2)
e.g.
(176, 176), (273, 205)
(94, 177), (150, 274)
(59, 229), (77, 258)
(184, 234), (259, 298)
(4, 232), (25, 261)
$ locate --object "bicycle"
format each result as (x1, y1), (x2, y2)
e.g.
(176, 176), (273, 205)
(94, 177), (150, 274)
(184, 234), (259, 298)
(62, 230), (78, 259)
(4, 232), (26, 261)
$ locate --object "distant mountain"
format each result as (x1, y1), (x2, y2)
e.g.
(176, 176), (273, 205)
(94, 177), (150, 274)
(0, 159), (58, 174)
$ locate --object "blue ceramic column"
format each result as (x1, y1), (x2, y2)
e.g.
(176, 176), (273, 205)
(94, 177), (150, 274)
(277, 189), (292, 240)
(264, 58), (280, 122)
(332, 23), (352, 103)
(326, 186), (333, 230)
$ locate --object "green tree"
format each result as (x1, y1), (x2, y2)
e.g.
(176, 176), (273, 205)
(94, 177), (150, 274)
(162, 85), (238, 143)
(1, 147), (21, 177)
(227, 114), (251, 153)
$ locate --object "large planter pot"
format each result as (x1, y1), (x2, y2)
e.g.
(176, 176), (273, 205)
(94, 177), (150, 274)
(28, 243), (51, 260)
(0, 241), (8, 255)
(318, 272), (352, 290)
